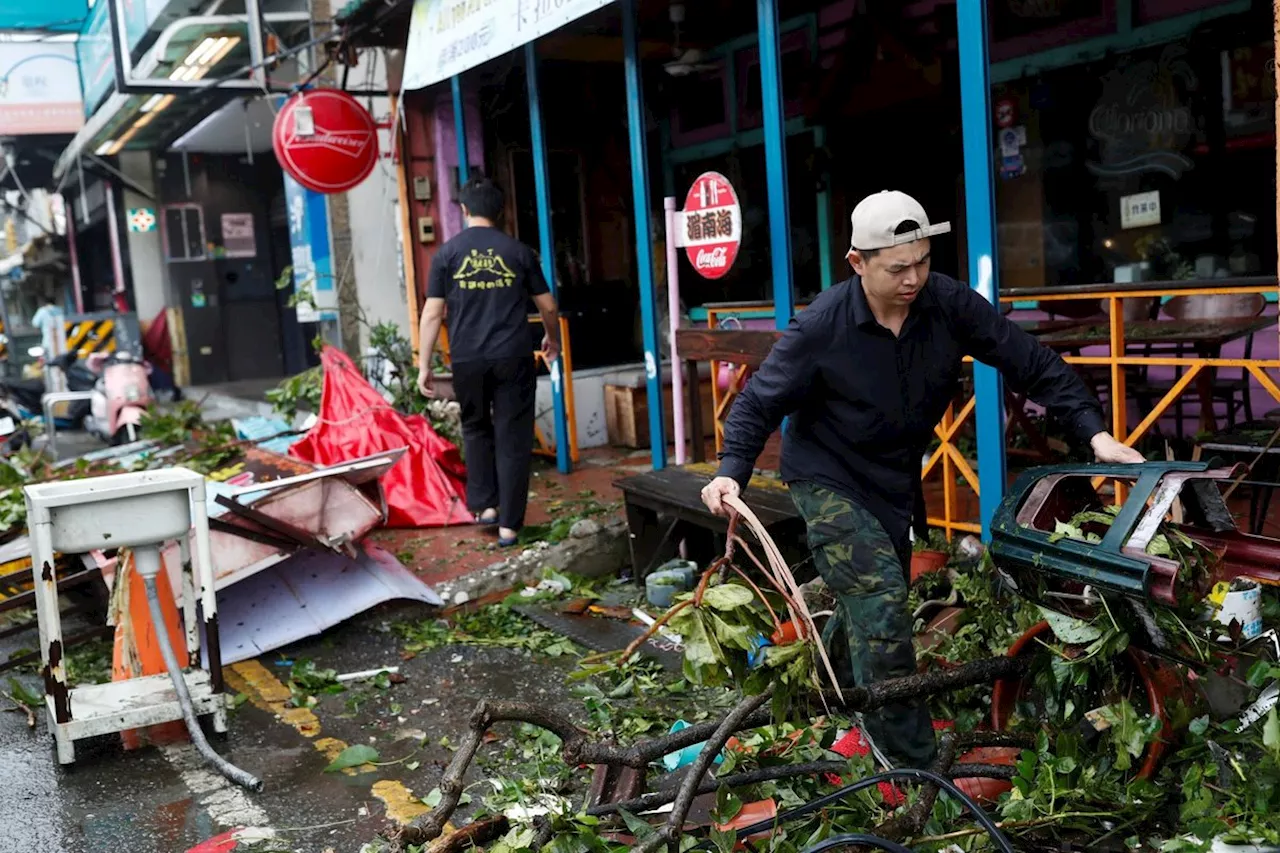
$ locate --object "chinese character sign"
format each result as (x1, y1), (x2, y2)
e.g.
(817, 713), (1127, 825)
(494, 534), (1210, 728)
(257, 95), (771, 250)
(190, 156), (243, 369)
(678, 172), (741, 281)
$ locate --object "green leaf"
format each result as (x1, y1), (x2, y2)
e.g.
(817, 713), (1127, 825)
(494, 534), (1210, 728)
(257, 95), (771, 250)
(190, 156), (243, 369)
(1038, 606), (1104, 645)
(708, 613), (756, 651)
(323, 744), (379, 772)
(618, 809), (656, 841)
(699, 583), (755, 611)
(1264, 707), (1280, 757)
(710, 827), (737, 853)
(1189, 715), (1210, 737)
(696, 584), (752, 612)
(607, 676), (635, 699)
(7, 678), (41, 708)
(1055, 756), (1078, 774)
(424, 787), (443, 807)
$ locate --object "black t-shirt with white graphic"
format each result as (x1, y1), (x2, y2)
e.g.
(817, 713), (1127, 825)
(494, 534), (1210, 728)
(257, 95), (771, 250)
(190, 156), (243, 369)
(425, 225), (550, 365)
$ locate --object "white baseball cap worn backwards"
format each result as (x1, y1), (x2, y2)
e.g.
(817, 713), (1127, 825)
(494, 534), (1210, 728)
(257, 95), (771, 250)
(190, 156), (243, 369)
(849, 190), (952, 252)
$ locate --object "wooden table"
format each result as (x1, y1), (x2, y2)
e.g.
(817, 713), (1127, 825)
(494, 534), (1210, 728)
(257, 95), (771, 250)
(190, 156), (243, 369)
(1031, 317), (1275, 434)
(1197, 429), (1280, 535)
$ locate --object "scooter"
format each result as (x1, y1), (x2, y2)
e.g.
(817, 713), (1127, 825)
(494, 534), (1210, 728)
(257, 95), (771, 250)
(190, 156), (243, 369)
(82, 350), (155, 445)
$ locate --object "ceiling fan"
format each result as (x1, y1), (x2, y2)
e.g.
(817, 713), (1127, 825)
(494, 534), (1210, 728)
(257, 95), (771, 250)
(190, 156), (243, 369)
(662, 2), (719, 77)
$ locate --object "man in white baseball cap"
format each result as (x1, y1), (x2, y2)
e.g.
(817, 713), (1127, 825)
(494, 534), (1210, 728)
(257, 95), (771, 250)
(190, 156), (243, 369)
(700, 189), (1142, 769)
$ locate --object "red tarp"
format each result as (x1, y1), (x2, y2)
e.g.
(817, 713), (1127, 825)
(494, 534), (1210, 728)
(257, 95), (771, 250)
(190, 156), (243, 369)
(289, 346), (471, 528)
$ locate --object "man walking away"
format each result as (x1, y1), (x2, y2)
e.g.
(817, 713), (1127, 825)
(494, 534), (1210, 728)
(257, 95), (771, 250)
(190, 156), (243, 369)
(417, 176), (562, 547)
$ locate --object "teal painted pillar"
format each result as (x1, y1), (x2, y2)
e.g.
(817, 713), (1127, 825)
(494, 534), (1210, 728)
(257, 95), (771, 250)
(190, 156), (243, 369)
(622, 0), (667, 470)
(525, 42), (573, 474)
(756, 0), (794, 328)
(451, 75), (469, 182)
(957, 0), (1007, 540)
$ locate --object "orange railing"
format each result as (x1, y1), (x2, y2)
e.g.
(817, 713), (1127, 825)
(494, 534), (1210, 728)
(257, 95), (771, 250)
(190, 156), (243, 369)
(700, 280), (1280, 537)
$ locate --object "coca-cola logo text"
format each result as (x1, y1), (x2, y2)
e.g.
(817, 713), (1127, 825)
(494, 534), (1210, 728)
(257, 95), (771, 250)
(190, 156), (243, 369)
(695, 246), (729, 270)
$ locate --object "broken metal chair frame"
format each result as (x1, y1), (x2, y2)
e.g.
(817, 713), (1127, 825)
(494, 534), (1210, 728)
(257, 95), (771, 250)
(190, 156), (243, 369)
(41, 390), (95, 460)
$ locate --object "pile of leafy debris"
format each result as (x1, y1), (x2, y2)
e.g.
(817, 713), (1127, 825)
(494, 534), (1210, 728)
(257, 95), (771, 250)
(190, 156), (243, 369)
(904, 507), (1280, 852)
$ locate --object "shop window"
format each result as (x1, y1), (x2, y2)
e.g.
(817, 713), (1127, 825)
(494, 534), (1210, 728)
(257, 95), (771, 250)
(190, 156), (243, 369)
(669, 68), (730, 148)
(163, 204), (206, 262)
(1135, 0), (1226, 25)
(989, 0), (1114, 63)
(736, 30), (811, 131)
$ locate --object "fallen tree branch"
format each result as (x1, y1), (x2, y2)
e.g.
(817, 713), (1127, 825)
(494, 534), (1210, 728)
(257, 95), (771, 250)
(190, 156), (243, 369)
(823, 655), (1032, 711)
(392, 660), (1031, 850)
(948, 763), (1017, 781)
(618, 600), (691, 663)
(2, 692), (35, 728)
(586, 759), (1017, 818)
(427, 815), (510, 853)
(636, 686), (776, 853)
(874, 733), (961, 841)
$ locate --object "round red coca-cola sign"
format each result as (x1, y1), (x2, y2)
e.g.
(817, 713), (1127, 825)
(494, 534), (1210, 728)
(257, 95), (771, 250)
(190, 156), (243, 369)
(682, 171), (741, 280)
(272, 89), (379, 194)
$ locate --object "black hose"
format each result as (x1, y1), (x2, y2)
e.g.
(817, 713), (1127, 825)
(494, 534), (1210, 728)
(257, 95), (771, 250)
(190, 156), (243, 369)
(698, 768), (1014, 853)
(801, 833), (914, 853)
(141, 572), (264, 792)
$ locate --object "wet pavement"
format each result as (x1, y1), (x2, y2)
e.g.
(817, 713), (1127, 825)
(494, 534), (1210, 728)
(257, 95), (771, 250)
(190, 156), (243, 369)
(0, 596), (596, 853)
(0, 426), (646, 852)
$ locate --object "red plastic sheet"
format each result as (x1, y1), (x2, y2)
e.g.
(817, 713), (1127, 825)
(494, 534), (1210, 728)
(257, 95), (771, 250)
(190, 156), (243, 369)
(289, 346), (471, 528)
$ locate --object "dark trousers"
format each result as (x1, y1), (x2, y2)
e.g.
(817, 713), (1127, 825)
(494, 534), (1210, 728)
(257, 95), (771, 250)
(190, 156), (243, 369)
(451, 356), (537, 530)
(789, 480), (938, 769)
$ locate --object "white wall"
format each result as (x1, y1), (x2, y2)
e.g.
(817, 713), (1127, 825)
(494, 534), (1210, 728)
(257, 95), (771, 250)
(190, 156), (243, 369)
(344, 49), (410, 348)
(117, 150), (167, 325)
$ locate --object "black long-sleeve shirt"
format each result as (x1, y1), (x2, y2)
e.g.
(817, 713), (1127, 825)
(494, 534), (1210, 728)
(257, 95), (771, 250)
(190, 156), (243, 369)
(715, 273), (1107, 545)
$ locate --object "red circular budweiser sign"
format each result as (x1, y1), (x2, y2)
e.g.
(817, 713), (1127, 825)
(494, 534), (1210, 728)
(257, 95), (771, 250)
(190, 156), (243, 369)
(682, 171), (741, 280)
(272, 89), (379, 194)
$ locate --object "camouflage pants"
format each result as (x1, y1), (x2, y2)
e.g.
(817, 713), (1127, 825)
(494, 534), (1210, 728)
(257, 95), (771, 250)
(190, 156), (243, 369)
(789, 481), (937, 768)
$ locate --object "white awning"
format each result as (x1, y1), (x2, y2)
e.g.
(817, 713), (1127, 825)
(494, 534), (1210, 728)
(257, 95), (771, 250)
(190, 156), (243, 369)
(402, 0), (617, 91)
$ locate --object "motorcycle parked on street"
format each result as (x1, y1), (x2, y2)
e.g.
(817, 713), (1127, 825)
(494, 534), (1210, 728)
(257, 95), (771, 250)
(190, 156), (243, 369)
(82, 350), (156, 445)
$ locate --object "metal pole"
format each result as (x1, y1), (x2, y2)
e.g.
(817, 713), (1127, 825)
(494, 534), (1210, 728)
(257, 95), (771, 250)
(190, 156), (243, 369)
(245, 0), (267, 88)
(622, 0), (667, 470)
(65, 205), (84, 314)
(525, 42), (572, 474)
(956, 0), (1007, 540)
(105, 182), (127, 301)
(451, 76), (470, 185)
(666, 197), (686, 465)
(756, 0), (794, 329)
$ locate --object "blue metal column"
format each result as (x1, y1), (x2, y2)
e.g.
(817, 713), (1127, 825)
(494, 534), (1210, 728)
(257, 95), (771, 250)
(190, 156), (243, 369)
(756, 0), (794, 329)
(525, 42), (572, 474)
(622, 0), (667, 470)
(957, 0), (1007, 540)
(451, 75), (469, 182)
(813, 126), (834, 292)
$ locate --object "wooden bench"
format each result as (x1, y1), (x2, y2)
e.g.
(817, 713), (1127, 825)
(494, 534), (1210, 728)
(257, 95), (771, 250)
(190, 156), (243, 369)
(613, 462), (808, 579)
(614, 328), (807, 579)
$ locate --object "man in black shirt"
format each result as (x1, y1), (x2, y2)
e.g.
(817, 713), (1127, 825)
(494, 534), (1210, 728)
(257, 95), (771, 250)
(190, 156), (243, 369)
(417, 176), (561, 547)
(701, 190), (1143, 767)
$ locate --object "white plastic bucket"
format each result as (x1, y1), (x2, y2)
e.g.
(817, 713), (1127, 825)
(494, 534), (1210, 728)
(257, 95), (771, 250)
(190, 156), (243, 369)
(1208, 579), (1263, 641)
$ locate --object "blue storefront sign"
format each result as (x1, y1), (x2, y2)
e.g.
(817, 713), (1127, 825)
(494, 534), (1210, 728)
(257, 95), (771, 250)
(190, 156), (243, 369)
(283, 172), (337, 323)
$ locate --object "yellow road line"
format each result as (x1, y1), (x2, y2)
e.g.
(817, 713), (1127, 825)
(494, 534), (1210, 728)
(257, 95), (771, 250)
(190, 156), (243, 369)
(371, 780), (433, 825)
(225, 660), (361, 774)
(225, 660), (442, 827)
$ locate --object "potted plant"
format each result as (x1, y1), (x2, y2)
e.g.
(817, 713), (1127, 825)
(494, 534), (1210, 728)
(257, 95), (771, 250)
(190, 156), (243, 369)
(910, 529), (950, 583)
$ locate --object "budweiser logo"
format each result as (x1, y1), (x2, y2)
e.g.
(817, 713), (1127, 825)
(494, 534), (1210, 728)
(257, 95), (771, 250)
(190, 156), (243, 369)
(285, 123), (374, 159)
(695, 246), (729, 269)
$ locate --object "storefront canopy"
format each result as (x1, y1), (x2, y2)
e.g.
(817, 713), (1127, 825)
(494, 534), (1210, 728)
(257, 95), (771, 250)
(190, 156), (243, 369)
(0, 0), (89, 33)
(400, 0), (617, 91)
